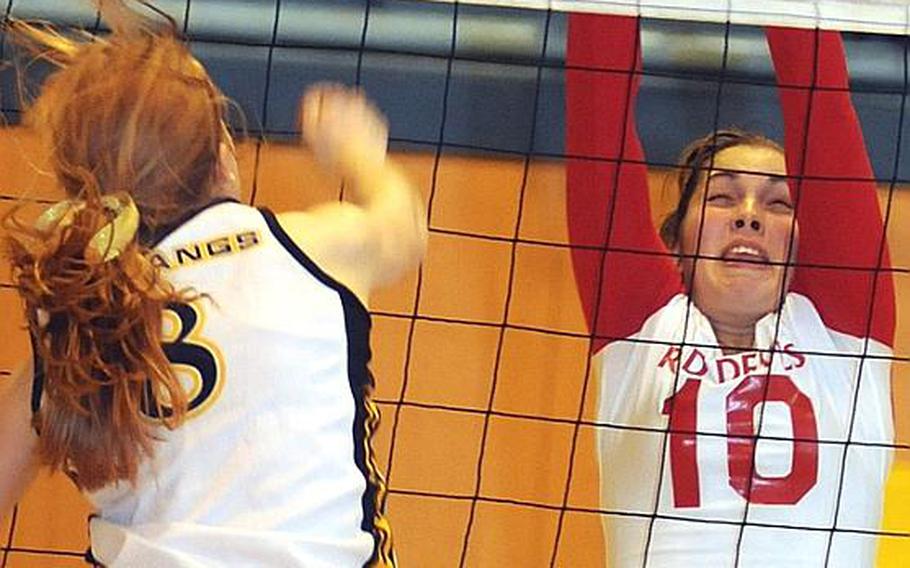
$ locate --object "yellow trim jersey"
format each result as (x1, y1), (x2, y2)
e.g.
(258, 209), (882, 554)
(86, 201), (394, 567)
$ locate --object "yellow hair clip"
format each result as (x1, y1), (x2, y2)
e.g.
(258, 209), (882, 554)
(30, 192), (140, 263)
(34, 198), (83, 233)
(86, 193), (140, 263)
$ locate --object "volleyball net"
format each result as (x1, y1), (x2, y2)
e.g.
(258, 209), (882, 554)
(1, 1), (910, 567)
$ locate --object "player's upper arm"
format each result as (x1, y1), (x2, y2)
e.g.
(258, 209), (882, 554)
(767, 27), (894, 345)
(277, 161), (427, 304)
(0, 358), (41, 519)
(566, 13), (682, 350)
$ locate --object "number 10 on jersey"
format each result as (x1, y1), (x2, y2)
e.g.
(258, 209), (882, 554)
(660, 374), (819, 508)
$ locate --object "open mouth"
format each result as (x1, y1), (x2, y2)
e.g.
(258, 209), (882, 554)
(721, 242), (770, 268)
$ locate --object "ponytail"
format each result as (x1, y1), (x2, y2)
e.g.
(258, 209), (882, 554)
(3, 0), (226, 490)
(5, 190), (190, 490)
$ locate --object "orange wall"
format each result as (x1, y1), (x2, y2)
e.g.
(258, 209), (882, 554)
(1, 128), (909, 566)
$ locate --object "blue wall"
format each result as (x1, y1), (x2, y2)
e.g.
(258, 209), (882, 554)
(3, 0), (909, 182)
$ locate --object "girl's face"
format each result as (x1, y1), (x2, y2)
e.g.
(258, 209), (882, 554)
(677, 144), (798, 324)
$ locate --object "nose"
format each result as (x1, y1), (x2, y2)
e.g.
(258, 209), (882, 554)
(732, 200), (763, 233)
(733, 218), (761, 231)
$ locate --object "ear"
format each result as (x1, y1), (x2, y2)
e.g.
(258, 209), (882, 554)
(671, 243), (683, 266)
(210, 141), (240, 199)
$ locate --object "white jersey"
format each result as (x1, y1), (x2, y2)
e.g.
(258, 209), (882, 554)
(84, 200), (393, 567)
(565, 14), (896, 568)
(596, 293), (893, 568)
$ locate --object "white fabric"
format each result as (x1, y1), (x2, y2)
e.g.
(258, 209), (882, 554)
(426, 1), (910, 36)
(597, 293), (893, 568)
(87, 202), (376, 567)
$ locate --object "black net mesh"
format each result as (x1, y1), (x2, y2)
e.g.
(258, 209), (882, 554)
(1, 1), (909, 567)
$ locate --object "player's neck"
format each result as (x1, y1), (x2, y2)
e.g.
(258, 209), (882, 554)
(710, 319), (755, 355)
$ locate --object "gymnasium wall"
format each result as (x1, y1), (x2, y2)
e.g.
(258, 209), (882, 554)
(1, 128), (908, 566)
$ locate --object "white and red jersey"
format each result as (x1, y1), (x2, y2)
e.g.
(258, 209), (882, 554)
(567, 16), (895, 568)
(595, 293), (892, 567)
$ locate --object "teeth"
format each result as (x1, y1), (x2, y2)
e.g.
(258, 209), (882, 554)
(729, 245), (761, 256)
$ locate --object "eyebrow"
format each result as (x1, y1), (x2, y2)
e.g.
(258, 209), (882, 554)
(707, 171), (788, 184)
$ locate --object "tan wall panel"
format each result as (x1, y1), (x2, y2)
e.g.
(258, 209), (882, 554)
(1, 126), (909, 566)
(5, 552), (90, 567)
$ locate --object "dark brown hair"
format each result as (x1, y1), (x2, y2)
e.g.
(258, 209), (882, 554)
(3, 2), (228, 490)
(660, 128), (784, 248)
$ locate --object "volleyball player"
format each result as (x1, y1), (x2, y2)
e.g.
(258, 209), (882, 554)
(567, 14), (894, 567)
(0, 2), (425, 566)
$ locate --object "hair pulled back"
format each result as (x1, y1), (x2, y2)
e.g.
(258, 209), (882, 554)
(3, 0), (228, 490)
(660, 128), (784, 249)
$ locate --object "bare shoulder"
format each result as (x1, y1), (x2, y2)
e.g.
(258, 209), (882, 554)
(276, 205), (378, 306)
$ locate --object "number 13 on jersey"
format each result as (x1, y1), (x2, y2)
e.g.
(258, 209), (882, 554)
(661, 374), (819, 508)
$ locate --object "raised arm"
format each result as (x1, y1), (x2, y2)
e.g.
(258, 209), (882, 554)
(566, 14), (681, 353)
(278, 85), (428, 305)
(0, 359), (40, 519)
(767, 27), (895, 347)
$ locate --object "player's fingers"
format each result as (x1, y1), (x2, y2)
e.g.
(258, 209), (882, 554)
(300, 87), (329, 136)
(303, 81), (345, 99)
(300, 82), (347, 125)
(341, 91), (386, 131)
(302, 84), (388, 150)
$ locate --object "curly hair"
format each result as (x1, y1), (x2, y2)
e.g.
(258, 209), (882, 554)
(3, 1), (227, 490)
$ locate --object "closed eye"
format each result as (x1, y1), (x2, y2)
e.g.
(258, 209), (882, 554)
(706, 194), (734, 205)
(768, 199), (794, 211)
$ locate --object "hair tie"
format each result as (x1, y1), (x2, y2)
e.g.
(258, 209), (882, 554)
(31, 192), (140, 263)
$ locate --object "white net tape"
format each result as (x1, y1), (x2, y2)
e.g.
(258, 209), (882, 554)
(427, 0), (910, 35)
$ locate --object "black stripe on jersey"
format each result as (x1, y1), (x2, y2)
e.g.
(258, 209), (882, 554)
(259, 208), (394, 567)
(30, 333), (44, 418)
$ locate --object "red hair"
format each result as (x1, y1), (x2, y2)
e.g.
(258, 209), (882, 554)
(4, 2), (228, 490)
